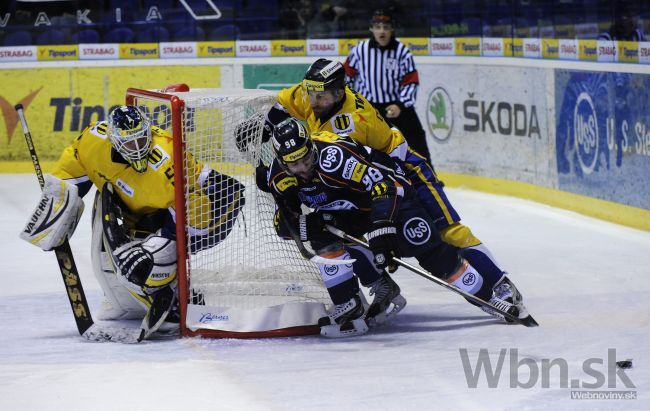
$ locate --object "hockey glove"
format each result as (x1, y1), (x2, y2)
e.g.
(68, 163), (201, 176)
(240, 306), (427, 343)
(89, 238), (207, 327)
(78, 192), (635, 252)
(255, 164), (271, 193)
(367, 221), (399, 272)
(298, 212), (337, 243)
(234, 114), (273, 152)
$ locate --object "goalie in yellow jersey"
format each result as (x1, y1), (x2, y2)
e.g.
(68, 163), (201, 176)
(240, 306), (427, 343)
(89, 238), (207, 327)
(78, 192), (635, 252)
(238, 59), (526, 323)
(21, 105), (245, 336)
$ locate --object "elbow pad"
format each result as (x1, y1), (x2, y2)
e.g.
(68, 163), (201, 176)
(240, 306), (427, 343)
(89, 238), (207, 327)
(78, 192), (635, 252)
(370, 180), (402, 223)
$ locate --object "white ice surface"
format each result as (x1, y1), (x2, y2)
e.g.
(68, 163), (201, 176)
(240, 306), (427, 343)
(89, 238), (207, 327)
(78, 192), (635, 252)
(1, 174), (648, 411)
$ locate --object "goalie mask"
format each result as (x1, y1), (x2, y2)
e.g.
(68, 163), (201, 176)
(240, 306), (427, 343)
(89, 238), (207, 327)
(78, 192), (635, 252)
(272, 118), (316, 181)
(108, 105), (152, 173)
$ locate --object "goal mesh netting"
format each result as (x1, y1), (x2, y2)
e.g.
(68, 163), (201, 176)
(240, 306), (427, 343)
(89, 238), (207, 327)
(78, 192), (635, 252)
(126, 87), (329, 338)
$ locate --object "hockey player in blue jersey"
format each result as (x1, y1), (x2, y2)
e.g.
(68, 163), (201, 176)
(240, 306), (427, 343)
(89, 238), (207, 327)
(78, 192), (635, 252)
(263, 118), (530, 337)
(239, 58), (529, 326)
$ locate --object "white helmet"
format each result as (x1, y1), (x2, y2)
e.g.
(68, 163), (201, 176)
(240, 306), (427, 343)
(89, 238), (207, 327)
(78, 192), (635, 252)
(108, 105), (152, 173)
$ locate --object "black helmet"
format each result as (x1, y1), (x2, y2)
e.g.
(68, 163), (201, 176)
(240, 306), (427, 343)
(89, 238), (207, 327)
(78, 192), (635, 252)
(303, 58), (345, 93)
(370, 9), (395, 27)
(271, 118), (315, 173)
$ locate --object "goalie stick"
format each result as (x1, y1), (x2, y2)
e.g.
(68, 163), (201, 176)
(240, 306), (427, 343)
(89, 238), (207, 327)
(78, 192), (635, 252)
(15, 104), (143, 343)
(324, 225), (539, 327)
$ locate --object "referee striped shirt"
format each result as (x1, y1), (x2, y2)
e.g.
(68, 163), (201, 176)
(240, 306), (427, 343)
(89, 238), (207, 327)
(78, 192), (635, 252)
(344, 38), (420, 107)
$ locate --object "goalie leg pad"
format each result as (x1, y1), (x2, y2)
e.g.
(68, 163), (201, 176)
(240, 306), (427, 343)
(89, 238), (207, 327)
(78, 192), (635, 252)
(91, 191), (146, 320)
(20, 175), (84, 251)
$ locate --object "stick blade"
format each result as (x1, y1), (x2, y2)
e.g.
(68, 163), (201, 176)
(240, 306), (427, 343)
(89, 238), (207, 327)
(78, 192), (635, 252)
(519, 315), (539, 327)
(82, 324), (140, 344)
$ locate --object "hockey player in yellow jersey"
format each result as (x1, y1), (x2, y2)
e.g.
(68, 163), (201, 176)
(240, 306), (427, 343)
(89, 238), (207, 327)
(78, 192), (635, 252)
(21, 105), (245, 337)
(239, 59), (528, 323)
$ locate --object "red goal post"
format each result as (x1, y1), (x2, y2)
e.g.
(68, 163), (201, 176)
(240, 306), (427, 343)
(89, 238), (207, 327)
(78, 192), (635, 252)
(125, 87), (329, 338)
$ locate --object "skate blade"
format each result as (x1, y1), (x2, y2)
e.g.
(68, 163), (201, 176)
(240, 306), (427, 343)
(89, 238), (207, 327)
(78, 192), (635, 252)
(367, 294), (407, 327)
(320, 318), (369, 338)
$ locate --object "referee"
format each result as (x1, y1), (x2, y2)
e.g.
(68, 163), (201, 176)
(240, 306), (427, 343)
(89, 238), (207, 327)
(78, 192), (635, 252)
(344, 9), (431, 163)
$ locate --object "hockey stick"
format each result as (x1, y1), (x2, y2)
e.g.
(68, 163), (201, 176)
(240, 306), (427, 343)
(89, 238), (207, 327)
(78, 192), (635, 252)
(276, 206), (356, 266)
(15, 104), (141, 343)
(325, 225), (538, 327)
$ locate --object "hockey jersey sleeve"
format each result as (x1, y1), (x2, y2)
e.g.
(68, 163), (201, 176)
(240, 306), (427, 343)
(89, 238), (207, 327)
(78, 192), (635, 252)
(263, 160), (303, 240)
(276, 84), (310, 121)
(348, 104), (409, 162)
(185, 153), (246, 254)
(51, 128), (95, 197)
(397, 48), (419, 108)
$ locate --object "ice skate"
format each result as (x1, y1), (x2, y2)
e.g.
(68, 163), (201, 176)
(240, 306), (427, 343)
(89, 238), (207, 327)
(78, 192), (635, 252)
(318, 293), (368, 338)
(365, 274), (406, 326)
(482, 276), (530, 323)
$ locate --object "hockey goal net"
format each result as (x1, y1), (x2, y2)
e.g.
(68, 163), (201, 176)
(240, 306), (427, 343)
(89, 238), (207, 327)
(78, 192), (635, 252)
(125, 87), (329, 338)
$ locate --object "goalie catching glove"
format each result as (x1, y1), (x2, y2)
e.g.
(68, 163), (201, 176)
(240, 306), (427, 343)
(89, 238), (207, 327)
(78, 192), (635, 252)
(20, 175), (84, 251)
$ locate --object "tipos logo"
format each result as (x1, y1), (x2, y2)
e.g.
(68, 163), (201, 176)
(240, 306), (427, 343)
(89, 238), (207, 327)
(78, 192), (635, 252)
(573, 92), (598, 175)
(426, 87), (453, 141)
(403, 217), (431, 245)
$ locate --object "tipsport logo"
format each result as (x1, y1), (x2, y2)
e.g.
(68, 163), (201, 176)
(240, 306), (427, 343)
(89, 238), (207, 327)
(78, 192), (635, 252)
(49, 98), (175, 133)
(426, 86), (453, 142)
(0, 87), (43, 144)
(573, 92), (599, 175)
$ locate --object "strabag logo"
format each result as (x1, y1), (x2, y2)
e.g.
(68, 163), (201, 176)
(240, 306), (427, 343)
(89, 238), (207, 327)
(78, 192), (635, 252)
(426, 87), (453, 141)
(573, 92), (598, 175)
